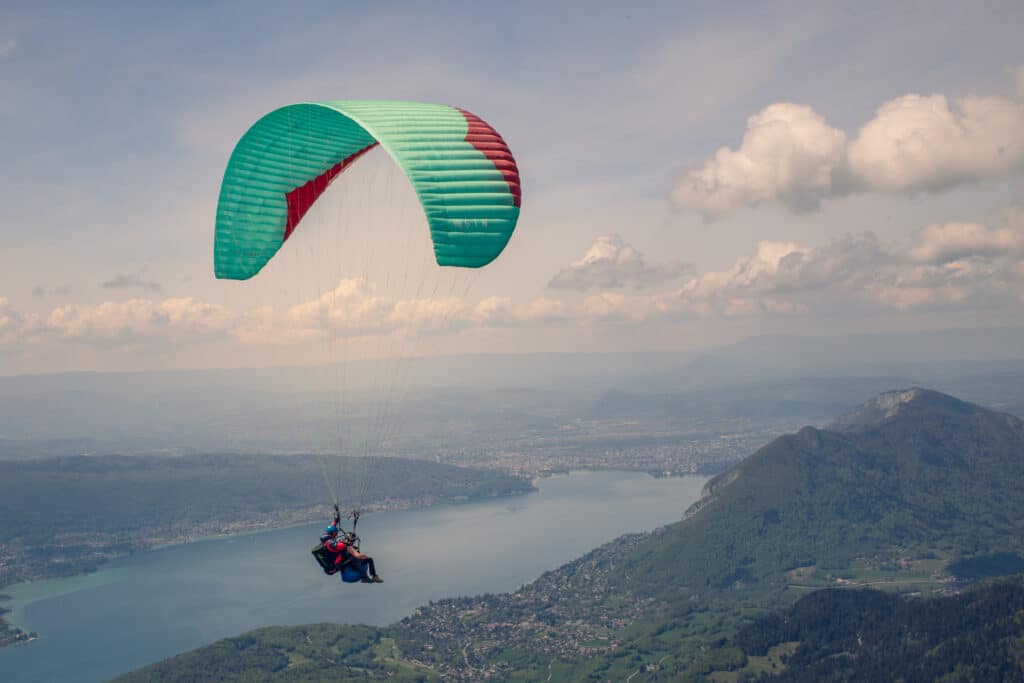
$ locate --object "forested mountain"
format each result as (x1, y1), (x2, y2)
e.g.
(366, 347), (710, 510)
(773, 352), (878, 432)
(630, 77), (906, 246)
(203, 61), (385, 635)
(697, 576), (1024, 681)
(116, 389), (1024, 681)
(621, 388), (1024, 601)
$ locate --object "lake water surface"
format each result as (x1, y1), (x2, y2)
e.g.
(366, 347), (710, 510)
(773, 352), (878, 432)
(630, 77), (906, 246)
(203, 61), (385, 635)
(0, 470), (707, 683)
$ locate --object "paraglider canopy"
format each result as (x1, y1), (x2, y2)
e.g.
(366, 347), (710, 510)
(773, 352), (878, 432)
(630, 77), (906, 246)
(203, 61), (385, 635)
(214, 100), (521, 280)
(212, 99), (522, 531)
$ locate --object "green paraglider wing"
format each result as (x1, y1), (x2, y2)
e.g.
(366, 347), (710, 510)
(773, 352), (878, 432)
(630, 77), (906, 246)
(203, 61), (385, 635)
(214, 100), (521, 280)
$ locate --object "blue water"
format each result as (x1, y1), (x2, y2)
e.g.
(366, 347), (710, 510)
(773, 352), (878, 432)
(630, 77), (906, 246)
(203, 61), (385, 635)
(0, 471), (707, 682)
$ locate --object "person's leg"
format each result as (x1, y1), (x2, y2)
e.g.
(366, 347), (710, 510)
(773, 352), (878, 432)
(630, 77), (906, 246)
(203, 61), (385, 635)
(364, 557), (376, 577)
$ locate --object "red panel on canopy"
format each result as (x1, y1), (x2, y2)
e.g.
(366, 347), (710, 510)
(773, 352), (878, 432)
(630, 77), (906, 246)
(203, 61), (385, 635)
(458, 109), (521, 208)
(284, 142), (380, 241)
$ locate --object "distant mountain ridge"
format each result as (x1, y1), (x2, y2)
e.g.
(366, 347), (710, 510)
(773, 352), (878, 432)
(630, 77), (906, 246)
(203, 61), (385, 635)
(828, 386), (1021, 434)
(6, 327), (1024, 459)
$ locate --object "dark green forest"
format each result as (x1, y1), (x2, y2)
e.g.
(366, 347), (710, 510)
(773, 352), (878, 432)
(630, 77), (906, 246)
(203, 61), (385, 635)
(709, 575), (1024, 681)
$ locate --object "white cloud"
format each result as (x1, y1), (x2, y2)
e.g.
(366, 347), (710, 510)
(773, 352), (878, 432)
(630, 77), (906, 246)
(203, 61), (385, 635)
(549, 234), (690, 291)
(470, 296), (572, 327)
(45, 298), (234, 347)
(581, 292), (642, 321)
(8, 213), (1023, 358)
(279, 279), (475, 339)
(676, 233), (888, 302)
(666, 239), (821, 317)
(286, 278), (390, 337)
(0, 297), (27, 344)
(471, 296), (514, 325)
(508, 297), (568, 324)
(671, 104), (848, 217)
(664, 221), (1024, 315)
(672, 75), (1024, 218)
(389, 297), (466, 332)
(847, 94), (1024, 193)
(680, 240), (807, 299)
(540, 225), (1016, 321)
(908, 221), (1024, 263)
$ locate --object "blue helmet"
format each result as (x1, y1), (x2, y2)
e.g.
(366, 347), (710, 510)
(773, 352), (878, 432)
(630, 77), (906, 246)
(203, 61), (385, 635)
(325, 524), (339, 535)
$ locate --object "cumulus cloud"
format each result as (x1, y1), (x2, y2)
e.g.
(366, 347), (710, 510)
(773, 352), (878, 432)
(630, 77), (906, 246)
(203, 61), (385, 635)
(541, 224), (1019, 321)
(678, 232), (889, 302)
(471, 296), (514, 325)
(46, 297), (233, 346)
(866, 218), (1024, 309)
(671, 104), (848, 216)
(665, 217), (1024, 314)
(287, 284), (585, 337)
(673, 76), (1024, 218)
(0, 297), (27, 344)
(389, 297), (466, 332)
(847, 94), (1024, 193)
(680, 240), (805, 299)
(580, 292), (638, 321)
(518, 297), (573, 322)
(101, 273), (162, 292)
(548, 234), (691, 291)
(871, 259), (995, 311)
(470, 296), (572, 327)
(286, 278), (390, 336)
(908, 221), (1024, 263)
(276, 278), (477, 340)
(471, 292), (659, 326)
(10, 212), (1024, 355)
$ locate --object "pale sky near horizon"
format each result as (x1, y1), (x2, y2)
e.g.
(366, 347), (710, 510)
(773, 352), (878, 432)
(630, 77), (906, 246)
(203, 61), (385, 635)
(2, 0), (1023, 375)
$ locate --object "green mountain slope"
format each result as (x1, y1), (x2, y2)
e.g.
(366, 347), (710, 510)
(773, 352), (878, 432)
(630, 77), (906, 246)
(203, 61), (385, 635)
(112, 624), (433, 683)
(624, 388), (1024, 603)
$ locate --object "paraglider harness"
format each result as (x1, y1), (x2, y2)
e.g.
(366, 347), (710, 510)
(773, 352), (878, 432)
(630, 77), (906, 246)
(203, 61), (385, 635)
(311, 506), (361, 576)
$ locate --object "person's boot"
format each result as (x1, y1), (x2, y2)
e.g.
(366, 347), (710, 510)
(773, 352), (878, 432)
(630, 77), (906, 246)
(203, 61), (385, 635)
(370, 575), (383, 583)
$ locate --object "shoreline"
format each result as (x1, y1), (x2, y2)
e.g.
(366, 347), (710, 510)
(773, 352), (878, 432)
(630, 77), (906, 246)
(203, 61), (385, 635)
(0, 470), (710, 682)
(0, 486), (537, 642)
(0, 469), (695, 647)
(3, 470), (681, 598)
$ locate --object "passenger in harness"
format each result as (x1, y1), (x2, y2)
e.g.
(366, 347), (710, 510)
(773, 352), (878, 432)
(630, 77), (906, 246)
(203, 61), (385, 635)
(314, 505), (383, 584)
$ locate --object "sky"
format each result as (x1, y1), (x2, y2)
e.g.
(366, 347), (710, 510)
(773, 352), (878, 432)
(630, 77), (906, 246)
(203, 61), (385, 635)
(1, 0), (1023, 375)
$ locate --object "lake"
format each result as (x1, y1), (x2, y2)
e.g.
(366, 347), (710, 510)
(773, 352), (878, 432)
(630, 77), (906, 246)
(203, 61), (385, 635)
(0, 470), (707, 682)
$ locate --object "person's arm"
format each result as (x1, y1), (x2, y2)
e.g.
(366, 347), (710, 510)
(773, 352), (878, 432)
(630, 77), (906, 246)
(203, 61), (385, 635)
(346, 545), (367, 560)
